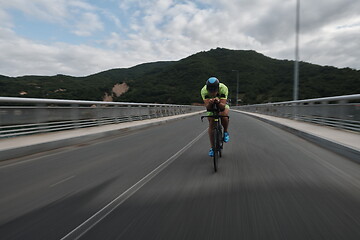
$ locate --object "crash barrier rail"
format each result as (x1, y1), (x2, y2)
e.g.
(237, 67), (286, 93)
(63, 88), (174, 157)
(233, 94), (360, 132)
(0, 97), (203, 138)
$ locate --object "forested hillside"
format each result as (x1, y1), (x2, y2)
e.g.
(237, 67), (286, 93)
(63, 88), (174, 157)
(1, 48), (359, 105)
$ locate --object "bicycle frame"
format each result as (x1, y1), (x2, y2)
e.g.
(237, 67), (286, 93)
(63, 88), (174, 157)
(201, 104), (229, 172)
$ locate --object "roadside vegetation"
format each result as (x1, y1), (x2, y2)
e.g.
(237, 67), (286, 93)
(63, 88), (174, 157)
(1, 48), (359, 105)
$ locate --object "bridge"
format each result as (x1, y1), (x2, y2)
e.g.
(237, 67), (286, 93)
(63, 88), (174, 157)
(0, 95), (359, 240)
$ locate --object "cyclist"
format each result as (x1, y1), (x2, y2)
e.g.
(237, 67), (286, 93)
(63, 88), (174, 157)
(201, 77), (230, 157)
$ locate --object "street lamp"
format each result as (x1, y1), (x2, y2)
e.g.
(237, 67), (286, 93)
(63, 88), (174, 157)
(294, 0), (300, 102)
(232, 70), (239, 106)
(293, 0), (300, 119)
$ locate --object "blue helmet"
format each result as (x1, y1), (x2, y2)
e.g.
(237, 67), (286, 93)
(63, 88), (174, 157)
(206, 77), (220, 92)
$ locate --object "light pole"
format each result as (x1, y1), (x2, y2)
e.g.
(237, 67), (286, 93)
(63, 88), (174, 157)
(232, 70), (239, 106)
(293, 0), (300, 119)
(294, 0), (300, 102)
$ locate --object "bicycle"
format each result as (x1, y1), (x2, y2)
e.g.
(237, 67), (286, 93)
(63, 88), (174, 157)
(201, 103), (229, 172)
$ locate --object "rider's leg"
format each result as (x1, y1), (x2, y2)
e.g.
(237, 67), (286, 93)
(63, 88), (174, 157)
(208, 118), (215, 148)
(220, 108), (229, 132)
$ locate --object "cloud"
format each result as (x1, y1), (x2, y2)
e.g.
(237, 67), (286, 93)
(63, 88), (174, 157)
(0, 0), (69, 23)
(0, 27), (127, 76)
(0, 0), (359, 77)
(102, 10), (122, 28)
(116, 0), (265, 58)
(300, 18), (360, 68)
(0, 8), (12, 28)
(0, 0), (105, 35)
(72, 12), (104, 36)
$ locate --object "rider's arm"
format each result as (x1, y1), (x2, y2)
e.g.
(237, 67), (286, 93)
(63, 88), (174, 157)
(218, 99), (227, 111)
(204, 98), (226, 111)
(203, 98), (214, 110)
(217, 84), (228, 111)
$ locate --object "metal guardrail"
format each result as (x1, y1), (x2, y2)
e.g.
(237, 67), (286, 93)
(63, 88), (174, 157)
(0, 97), (203, 138)
(233, 94), (360, 132)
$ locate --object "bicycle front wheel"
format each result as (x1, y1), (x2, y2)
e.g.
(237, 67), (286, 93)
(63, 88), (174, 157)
(213, 127), (219, 172)
(218, 126), (223, 158)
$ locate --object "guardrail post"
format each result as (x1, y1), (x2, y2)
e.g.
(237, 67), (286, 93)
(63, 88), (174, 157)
(71, 104), (80, 128)
(147, 105), (151, 119)
(36, 103), (46, 126)
(158, 106), (161, 117)
(126, 105), (131, 122)
(96, 104), (102, 126)
(338, 99), (347, 129)
(114, 105), (119, 123)
(292, 102), (298, 120)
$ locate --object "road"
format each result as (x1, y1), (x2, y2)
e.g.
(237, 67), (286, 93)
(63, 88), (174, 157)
(0, 112), (360, 240)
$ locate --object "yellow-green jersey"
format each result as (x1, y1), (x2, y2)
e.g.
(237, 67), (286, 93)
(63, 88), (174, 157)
(201, 83), (229, 100)
(201, 83), (230, 115)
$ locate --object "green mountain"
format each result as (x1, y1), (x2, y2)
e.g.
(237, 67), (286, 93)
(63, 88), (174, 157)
(1, 48), (359, 105)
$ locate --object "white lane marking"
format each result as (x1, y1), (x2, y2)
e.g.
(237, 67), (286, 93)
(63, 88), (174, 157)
(50, 176), (75, 188)
(60, 128), (207, 240)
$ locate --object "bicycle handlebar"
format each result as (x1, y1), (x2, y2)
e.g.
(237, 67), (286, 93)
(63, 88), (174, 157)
(201, 102), (229, 122)
(201, 115), (229, 122)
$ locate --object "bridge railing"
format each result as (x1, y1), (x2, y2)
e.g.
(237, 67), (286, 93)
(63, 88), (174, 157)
(0, 97), (203, 138)
(233, 94), (360, 132)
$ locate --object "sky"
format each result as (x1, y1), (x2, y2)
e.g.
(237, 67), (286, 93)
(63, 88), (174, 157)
(0, 0), (359, 77)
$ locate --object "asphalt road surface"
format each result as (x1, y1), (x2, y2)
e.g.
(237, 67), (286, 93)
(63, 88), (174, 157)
(0, 112), (360, 240)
